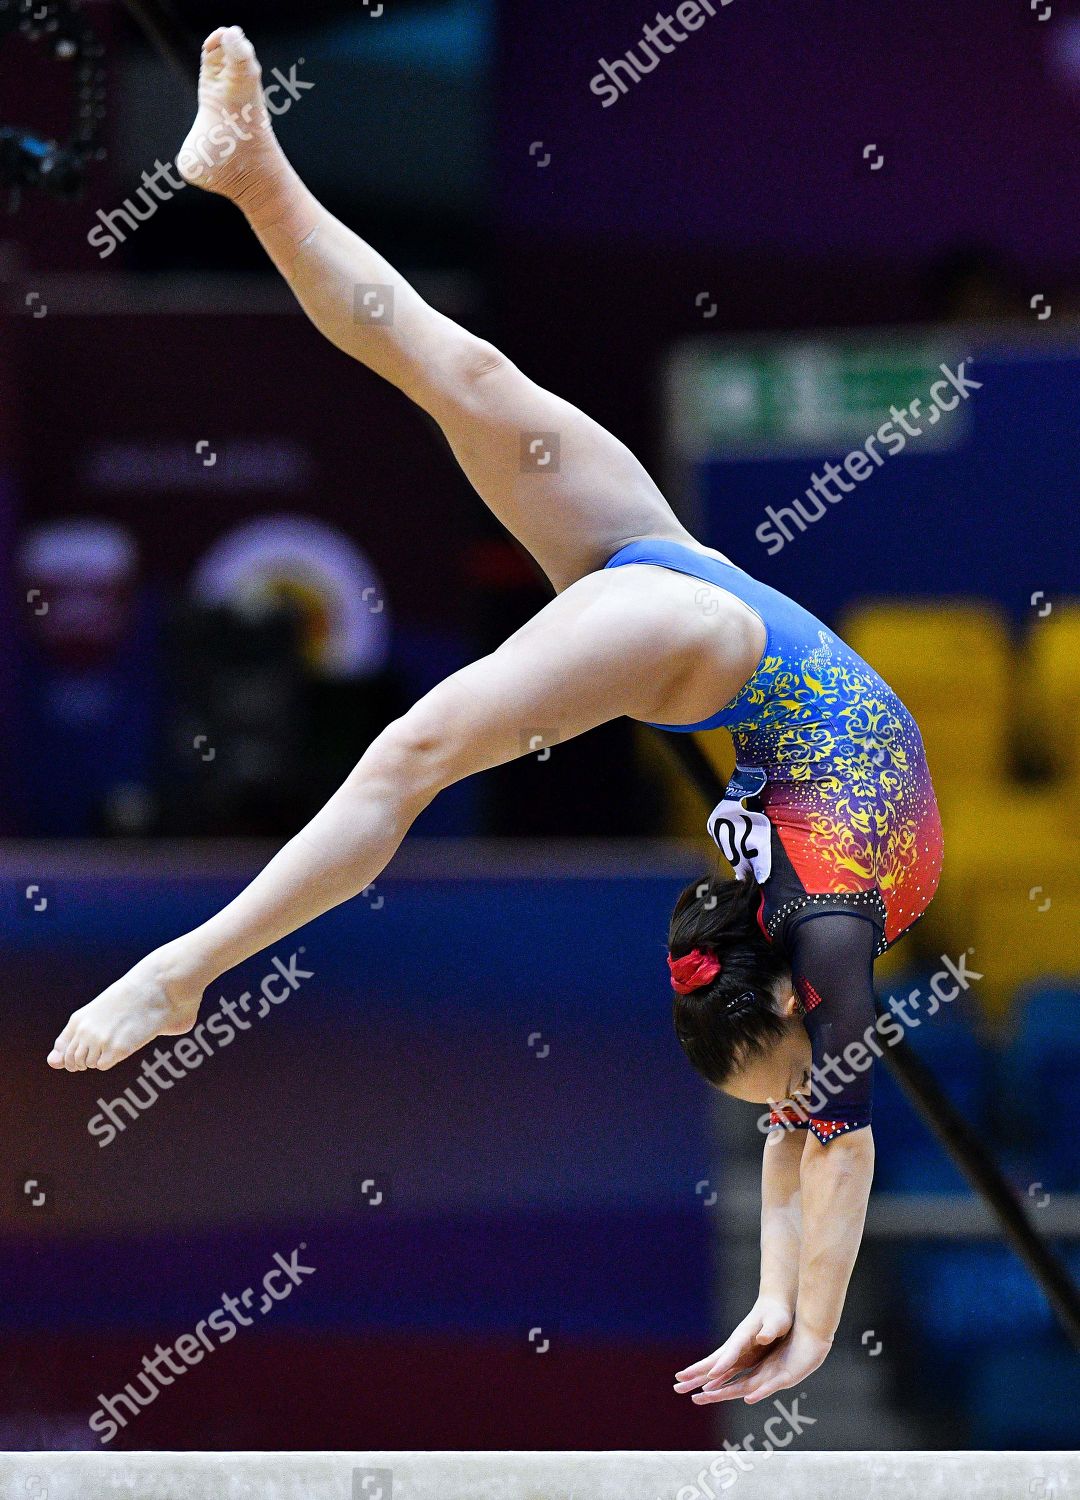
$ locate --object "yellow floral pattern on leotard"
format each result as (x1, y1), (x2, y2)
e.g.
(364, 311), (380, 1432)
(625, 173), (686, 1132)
(722, 634), (943, 946)
(599, 539), (943, 948)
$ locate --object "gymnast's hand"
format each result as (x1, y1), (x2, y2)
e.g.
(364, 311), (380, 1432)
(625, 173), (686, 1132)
(681, 1317), (831, 1405)
(673, 1295), (794, 1401)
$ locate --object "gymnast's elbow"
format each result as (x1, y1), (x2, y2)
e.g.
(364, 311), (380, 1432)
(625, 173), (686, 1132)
(804, 1125), (876, 1177)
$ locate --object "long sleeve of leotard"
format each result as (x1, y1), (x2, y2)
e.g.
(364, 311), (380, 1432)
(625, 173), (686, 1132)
(770, 911), (879, 1146)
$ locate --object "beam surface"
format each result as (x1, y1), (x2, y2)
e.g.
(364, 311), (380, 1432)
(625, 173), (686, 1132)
(0, 1450), (1076, 1500)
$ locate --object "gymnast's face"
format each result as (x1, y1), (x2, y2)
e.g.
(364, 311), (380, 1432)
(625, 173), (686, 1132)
(720, 984), (813, 1108)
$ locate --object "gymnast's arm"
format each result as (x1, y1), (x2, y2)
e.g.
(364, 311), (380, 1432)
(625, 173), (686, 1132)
(789, 913), (878, 1351)
(759, 1122), (805, 1317)
(689, 913), (878, 1403)
(706, 1129), (875, 1406)
(672, 1123), (804, 1399)
(794, 1120), (875, 1334)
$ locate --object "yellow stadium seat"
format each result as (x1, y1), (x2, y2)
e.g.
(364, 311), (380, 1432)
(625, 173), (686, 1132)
(938, 863), (1080, 1025)
(1024, 601), (1080, 780)
(873, 933), (918, 985)
(923, 788), (1080, 1023)
(839, 599), (1013, 797)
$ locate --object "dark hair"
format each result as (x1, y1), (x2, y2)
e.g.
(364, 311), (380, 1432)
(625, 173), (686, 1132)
(668, 872), (792, 1088)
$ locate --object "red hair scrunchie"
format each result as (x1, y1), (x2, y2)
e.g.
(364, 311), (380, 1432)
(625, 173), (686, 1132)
(668, 947), (722, 995)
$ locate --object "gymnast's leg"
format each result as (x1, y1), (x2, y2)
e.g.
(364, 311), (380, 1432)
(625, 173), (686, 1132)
(45, 30), (756, 1074)
(176, 26), (694, 593)
(47, 557), (747, 1071)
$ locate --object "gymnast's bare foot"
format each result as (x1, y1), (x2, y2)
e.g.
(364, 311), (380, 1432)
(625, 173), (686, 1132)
(176, 25), (280, 201)
(47, 947), (205, 1073)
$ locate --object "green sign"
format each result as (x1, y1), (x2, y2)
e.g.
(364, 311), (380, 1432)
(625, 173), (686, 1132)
(670, 338), (970, 457)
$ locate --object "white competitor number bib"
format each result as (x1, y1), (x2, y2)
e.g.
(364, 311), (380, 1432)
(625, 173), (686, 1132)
(707, 767), (772, 884)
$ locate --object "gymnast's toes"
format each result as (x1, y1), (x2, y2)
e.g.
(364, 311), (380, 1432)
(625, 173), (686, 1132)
(178, 26), (270, 196)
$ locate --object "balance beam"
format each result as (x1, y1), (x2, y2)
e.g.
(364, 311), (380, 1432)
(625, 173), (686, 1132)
(1, 1451), (1076, 1499)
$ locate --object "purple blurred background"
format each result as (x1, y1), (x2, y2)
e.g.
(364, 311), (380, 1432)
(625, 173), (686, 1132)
(2, 0), (1079, 1458)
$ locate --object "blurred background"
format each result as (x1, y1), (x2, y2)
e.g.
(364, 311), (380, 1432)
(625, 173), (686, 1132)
(2, 0), (1080, 1457)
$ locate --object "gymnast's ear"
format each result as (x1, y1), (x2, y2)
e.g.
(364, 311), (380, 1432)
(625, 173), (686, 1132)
(772, 974), (799, 1018)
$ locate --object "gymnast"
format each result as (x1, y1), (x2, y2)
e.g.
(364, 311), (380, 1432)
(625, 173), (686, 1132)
(48, 27), (944, 1408)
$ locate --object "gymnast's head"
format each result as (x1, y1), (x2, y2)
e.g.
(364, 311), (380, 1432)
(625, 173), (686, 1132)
(667, 873), (811, 1105)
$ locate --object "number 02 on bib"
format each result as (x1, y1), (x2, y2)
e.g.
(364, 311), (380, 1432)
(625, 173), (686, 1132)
(707, 766), (773, 885)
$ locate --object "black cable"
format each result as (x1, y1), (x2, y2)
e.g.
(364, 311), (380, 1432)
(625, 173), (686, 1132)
(657, 726), (1080, 1350)
(117, 0), (197, 89)
(865, 1012), (1080, 1348)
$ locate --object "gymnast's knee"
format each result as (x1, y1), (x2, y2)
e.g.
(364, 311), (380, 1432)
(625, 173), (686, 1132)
(358, 711), (459, 806)
(401, 330), (508, 418)
(460, 336), (507, 381)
